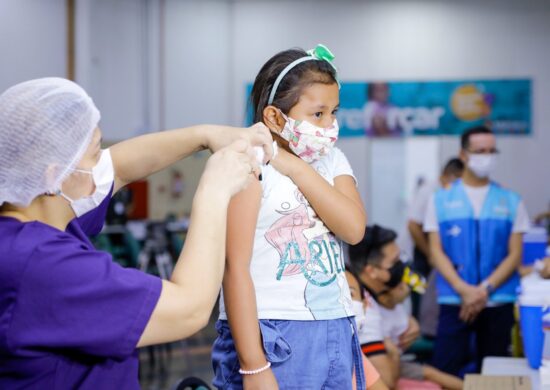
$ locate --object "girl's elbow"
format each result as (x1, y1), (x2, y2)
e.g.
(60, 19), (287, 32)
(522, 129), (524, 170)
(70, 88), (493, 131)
(347, 217), (367, 245)
(344, 227), (365, 245)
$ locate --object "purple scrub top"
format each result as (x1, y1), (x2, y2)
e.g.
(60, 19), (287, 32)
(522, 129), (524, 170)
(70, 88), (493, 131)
(0, 208), (162, 389)
(66, 183), (114, 245)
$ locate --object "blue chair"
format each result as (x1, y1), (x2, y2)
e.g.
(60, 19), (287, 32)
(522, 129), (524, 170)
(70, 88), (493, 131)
(171, 376), (211, 390)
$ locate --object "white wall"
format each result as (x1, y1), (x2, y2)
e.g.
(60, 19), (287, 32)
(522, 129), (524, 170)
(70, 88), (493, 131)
(5, 0), (547, 222)
(0, 0), (66, 91)
(226, 0), (550, 227)
(89, 0), (549, 223)
(163, 0), (232, 128)
(75, 0), (151, 140)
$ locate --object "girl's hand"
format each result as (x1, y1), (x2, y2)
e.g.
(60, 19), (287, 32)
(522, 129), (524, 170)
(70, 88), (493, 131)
(206, 123), (273, 164)
(269, 146), (302, 177)
(199, 139), (259, 198)
(242, 368), (279, 390)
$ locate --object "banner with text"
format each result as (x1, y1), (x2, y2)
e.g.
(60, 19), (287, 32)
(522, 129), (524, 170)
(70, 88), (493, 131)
(335, 79), (531, 137)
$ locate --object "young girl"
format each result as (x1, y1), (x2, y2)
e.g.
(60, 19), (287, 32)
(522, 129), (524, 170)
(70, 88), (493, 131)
(212, 45), (379, 389)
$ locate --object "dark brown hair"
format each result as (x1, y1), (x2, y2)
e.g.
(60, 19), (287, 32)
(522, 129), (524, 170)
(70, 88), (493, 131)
(250, 48), (338, 123)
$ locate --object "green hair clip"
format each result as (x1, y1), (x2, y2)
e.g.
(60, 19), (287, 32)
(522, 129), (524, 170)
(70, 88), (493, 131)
(307, 44), (335, 63)
(308, 43), (340, 87)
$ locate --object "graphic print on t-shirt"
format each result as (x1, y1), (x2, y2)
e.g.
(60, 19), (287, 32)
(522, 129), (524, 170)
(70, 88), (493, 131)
(264, 189), (348, 319)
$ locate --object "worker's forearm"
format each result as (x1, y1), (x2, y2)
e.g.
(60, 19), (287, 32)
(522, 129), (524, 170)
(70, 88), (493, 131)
(486, 253), (521, 288)
(170, 182), (230, 312)
(430, 243), (467, 293)
(223, 269), (266, 370)
(110, 125), (231, 186)
(486, 234), (522, 288)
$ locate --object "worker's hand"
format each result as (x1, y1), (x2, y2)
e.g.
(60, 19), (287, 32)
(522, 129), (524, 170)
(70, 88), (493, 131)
(242, 368), (279, 390)
(458, 284), (487, 323)
(459, 303), (479, 323)
(206, 123), (273, 164)
(534, 212), (550, 225)
(399, 316), (420, 351)
(200, 139), (259, 198)
(540, 257), (550, 279)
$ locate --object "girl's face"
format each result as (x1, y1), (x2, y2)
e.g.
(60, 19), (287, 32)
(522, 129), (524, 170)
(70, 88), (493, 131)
(287, 82), (340, 129)
(263, 82), (339, 155)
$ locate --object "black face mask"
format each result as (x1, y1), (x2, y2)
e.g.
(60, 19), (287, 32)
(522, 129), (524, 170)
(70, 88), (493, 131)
(383, 260), (406, 288)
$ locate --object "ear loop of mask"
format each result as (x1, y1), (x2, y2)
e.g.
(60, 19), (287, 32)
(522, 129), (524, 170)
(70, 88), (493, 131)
(48, 168), (93, 202)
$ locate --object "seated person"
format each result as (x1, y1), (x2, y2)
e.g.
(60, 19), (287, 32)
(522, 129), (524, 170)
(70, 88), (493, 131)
(346, 225), (463, 390)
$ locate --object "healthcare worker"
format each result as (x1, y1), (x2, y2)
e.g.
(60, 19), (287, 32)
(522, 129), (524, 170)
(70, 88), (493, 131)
(0, 77), (272, 389)
(424, 125), (530, 376)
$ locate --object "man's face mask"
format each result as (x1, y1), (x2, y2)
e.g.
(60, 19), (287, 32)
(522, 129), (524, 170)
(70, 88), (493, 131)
(467, 153), (497, 179)
(279, 112), (339, 163)
(380, 259), (406, 288)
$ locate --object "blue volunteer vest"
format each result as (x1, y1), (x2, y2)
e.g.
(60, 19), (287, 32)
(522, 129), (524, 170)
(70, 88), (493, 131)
(435, 179), (521, 304)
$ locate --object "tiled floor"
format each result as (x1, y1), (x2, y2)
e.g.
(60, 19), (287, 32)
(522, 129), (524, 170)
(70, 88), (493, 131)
(139, 311), (219, 390)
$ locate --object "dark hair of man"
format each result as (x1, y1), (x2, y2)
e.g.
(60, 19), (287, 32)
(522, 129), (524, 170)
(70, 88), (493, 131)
(460, 125), (493, 150)
(347, 224), (397, 275)
(249, 48), (338, 123)
(442, 157), (464, 177)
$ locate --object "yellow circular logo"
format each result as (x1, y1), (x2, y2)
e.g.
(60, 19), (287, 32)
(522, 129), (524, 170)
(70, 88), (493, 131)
(450, 84), (491, 121)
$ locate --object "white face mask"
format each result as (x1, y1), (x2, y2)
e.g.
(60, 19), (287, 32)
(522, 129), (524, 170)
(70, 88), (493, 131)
(59, 149), (114, 217)
(351, 300), (367, 333)
(279, 112), (339, 163)
(467, 154), (496, 179)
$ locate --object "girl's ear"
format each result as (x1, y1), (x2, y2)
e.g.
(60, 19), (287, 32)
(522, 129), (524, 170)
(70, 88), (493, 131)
(263, 106), (286, 134)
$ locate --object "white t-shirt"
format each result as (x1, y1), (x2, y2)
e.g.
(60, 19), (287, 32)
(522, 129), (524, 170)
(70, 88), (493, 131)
(219, 147), (355, 321)
(356, 292), (384, 346)
(423, 183), (530, 233)
(355, 292), (409, 347)
(408, 180), (439, 224)
(379, 304), (410, 346)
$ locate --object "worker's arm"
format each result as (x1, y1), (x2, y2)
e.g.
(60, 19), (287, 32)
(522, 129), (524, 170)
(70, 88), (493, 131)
(428, 232), (487, 322)
(110, 123), (272, 192)
(137, 140), (258, 347)
(483, 233), (523, 288)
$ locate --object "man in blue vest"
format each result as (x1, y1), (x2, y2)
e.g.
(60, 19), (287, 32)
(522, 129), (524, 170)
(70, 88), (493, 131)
(423, 125), (530, 376)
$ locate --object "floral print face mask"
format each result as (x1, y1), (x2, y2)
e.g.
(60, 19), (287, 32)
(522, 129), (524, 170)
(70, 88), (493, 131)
(279, 112), (339, 163)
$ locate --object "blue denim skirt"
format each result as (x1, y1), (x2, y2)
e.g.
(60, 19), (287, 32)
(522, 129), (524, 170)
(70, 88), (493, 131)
(212, 317), (365, 389)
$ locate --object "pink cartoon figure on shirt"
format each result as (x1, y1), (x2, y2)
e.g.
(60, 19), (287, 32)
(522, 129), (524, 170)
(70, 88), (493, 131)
(264, 190), (314, 277)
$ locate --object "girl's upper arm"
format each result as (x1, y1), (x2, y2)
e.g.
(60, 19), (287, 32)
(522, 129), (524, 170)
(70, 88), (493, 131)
(226, 179), (263, 269)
